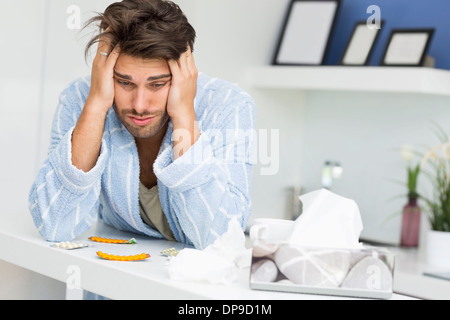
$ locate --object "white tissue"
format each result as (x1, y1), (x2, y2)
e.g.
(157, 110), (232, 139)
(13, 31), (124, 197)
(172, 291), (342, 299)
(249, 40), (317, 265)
(288, 188), (363, 249)
(167, 219), (251, 285)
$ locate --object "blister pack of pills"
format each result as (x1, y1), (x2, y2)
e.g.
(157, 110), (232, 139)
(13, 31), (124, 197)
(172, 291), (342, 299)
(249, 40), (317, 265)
(161, 248), (180, 257)
(52, 241), (89, 250)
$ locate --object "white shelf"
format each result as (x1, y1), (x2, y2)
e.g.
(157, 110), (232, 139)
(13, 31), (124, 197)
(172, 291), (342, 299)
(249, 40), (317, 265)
(247, 66), (450, 96)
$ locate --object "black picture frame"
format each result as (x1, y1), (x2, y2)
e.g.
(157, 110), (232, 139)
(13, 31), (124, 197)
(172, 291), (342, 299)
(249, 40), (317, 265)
(272, 0), (342, 66)
(340, 20), (384, 66)
(380, 29), (435, 67)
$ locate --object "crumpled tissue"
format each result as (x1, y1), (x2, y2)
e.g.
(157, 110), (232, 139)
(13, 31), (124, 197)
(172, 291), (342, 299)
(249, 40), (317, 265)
(288, 188), (364, 249)
(166, 219), (251, 285)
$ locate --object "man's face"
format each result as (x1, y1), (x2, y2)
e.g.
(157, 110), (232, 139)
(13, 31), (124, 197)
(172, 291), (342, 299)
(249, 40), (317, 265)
(113, 54), (171, 140)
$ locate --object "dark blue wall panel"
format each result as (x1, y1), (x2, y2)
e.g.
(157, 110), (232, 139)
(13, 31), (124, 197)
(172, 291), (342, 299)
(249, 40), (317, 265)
(325, 0), (450, 69)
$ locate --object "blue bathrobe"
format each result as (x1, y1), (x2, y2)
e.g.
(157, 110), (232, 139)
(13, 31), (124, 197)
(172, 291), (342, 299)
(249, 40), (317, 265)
(28, 73), (256, 249)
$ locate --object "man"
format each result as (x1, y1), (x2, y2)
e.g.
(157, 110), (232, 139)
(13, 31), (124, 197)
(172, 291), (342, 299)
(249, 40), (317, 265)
(28, 0), (255, 250)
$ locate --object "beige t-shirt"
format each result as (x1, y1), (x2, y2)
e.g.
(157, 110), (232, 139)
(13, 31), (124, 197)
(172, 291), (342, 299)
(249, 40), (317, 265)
(139, 182), (175, 241)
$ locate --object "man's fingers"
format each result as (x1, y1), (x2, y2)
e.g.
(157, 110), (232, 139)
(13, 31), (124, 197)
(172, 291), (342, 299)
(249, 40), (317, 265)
(186, 50), (197, 76)
(169, 46), (198, 82)
(97, 27), (113, 57)
(177, 48), (197, 76)
(168, 58), (181, 77)
(97, 40), (109, 56)
(105, 44), (121, 69)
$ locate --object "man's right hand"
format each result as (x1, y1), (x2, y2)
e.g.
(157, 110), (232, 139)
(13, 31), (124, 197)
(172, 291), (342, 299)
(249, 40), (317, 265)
(71, 33), (121, 173)
(86, 34), (121, 113)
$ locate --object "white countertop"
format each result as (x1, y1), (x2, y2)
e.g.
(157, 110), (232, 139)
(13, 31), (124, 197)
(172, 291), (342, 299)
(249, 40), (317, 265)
(0, 213), (416, 300)
(390, 246), (450, 300)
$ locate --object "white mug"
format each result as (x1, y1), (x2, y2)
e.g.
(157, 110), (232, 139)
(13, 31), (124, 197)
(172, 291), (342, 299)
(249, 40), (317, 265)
(249, 218), (294, 244)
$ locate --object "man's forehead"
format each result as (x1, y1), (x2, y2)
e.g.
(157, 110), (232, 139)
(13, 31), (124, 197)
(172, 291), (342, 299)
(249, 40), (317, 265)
(114, 54), (171, 80)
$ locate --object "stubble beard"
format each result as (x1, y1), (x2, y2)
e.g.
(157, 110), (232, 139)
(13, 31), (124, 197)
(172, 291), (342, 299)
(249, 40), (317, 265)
(114, 105), (170, 140)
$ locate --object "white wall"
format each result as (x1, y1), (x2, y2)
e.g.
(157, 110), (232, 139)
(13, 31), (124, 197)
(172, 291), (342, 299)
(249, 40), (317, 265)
(0, 1), (46, 219)
(0, 0), (114, 300)
(300, 90), (450, 244)
(0, 0), (63, 299)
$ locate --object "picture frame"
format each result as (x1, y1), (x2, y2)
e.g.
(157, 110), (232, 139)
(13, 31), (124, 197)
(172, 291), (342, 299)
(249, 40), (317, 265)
(272, 0), (342, 66)
(340, 20), (384, 66)
(380, 29), (435, 67)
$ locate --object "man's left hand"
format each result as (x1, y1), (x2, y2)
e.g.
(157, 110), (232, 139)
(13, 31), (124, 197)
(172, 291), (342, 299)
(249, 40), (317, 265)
(167, 47), (200, 159)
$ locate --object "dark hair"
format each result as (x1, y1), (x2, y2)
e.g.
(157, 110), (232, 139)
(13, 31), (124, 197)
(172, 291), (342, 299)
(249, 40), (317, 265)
(84, 0), (196, 61)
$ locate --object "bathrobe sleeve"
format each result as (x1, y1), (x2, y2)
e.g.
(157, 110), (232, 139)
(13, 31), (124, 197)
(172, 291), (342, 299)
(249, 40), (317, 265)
(154, 90), (256, 249)
(28, 78), (108, 241)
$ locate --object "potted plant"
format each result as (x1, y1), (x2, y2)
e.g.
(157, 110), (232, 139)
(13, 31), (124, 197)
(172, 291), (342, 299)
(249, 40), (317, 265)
(419, 126), (450, 268)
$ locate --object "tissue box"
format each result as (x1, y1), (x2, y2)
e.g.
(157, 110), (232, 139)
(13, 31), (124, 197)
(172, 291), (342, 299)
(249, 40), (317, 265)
(249, 243), (395, 299)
